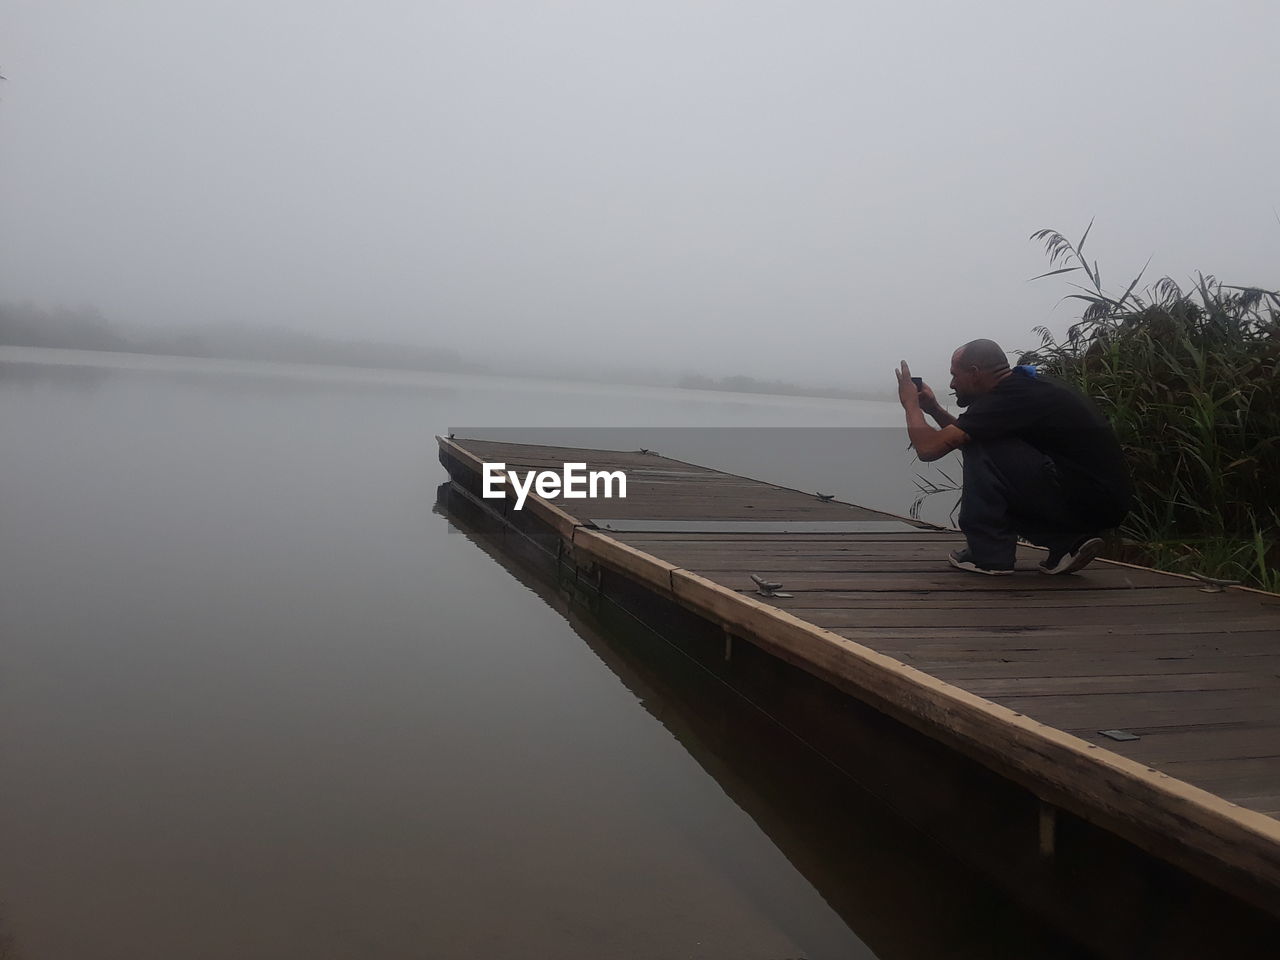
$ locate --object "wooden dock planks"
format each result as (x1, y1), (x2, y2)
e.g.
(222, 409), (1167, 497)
(439, 436), (1280, 914)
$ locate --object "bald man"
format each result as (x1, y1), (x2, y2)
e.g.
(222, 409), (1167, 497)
(895, 339), (1131, 575)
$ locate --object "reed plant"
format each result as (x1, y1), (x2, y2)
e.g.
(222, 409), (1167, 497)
(1019, 223), (1280, 591)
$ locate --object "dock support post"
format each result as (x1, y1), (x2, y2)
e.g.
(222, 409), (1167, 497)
(1039, 801), (1058, 859)
(724, 632), (734, 662)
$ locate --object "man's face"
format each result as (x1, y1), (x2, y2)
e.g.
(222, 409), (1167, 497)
(949, 350), (982, 407)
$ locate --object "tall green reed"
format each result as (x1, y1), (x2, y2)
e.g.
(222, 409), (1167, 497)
(1019, 223), (1280, 591)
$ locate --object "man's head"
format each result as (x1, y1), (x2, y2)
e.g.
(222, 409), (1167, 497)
(949, 339), (1011, 407)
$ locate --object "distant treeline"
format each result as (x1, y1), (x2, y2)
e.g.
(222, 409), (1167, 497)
(677, 372), (879, 401)
(0, 301), (481, 375)
(1, 300), (881, 400)
(0, 303), (130, 352)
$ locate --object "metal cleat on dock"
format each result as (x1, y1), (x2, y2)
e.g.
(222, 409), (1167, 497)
(1191, 572), (1242, 593)
(815, 492), (835, 501)
(750, 574), (793, 598)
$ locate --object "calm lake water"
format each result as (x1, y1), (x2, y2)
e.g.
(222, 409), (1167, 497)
(0, 349), (1086, 959)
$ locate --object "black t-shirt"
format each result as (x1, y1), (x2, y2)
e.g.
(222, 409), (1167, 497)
(955, 370), (1132, 523)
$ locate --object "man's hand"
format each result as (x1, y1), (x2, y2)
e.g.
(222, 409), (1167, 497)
(895, 361), (920, 410)
(896, 360), (967, 460)
(917, 382), (941, 415)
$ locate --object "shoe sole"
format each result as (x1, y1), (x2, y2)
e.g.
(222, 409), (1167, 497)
(948, 554), (1014, 576)
(1039, 537), (1104, 575)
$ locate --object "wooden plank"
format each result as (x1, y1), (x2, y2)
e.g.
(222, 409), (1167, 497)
(1077, 727), (1280, 764)
(701, 578), (1177, 593)
(787, 606), (1274, 629)
(580, 504), (884, 521)
(691, 573), (1179, 592)
(1231, 795), (1280, 818)
(995, 691), (1280, 731)
(963, 673), (1273, 698)
(668, 559), (1056, 572)
(1146, 757), (1280, 784)
(728, 588), (1217, 608)
(1157, 760), (1280, 804)
(831, 627), (1278, 647)
(926, 655), (1280, 680)
(612, 532), (961, 543)
(905, 654), (1280, 676)
(621, 547), (981, 560)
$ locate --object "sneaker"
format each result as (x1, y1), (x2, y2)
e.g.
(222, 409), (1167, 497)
(1038, 536), (1104, 575)
(948, 548), (1015, 576)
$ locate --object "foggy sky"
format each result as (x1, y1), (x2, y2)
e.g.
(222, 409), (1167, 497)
(2, 0), (1277, 388)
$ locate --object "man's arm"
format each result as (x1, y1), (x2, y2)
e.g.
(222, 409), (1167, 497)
(918, 385), (958, 428)
(904, 408), (968, 462)
(896, 362), (968, 462)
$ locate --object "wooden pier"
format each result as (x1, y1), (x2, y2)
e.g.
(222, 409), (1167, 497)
(437, 437), (1280, 926)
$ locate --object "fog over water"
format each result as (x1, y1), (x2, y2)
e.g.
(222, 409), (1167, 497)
(2, 1), (1278, 389)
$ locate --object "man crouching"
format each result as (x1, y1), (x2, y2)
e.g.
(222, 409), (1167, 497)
(895, 339), (1131, 576)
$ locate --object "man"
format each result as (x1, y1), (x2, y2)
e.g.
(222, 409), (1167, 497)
(895, 339), (1131, 575)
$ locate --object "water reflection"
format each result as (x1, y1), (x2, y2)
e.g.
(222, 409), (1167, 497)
(433, 482), (1091, 960)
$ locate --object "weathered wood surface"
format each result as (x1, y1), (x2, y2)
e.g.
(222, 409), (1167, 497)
(440, 437), (1280, 910)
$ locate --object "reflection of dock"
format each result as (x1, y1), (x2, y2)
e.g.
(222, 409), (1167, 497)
(438, 437), (1280, 950)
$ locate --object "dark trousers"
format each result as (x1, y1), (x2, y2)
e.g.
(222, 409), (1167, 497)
(959, 438), (1096, 568)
